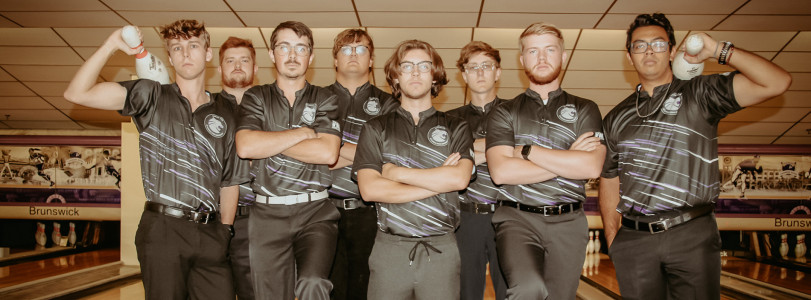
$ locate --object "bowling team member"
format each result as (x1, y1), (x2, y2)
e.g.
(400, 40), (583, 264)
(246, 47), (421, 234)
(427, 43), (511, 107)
(63, 19), (247, 299)
(446, 41), (507, 300)
(353, 39), (474, 300)
(326, 28), (398, 300)
(599, 13), (791, 299)
(236, 21), (341, 300)
(485, 22), (605, 299)
(217, 36), (259, 300)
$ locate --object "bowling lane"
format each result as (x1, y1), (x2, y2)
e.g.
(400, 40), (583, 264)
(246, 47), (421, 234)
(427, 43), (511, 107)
(721, 256), (811, 295)
(0, 248), (119, 289)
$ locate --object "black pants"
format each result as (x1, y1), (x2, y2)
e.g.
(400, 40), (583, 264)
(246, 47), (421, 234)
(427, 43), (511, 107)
(230, 212), (253, 300)
(329, 204), (377, 300)
(456, 210), (506, 300)
(610, 213), (721, 300)
(249, 199), (339, 300)
(493, 206), (588, 300)
(135, 210), (234, 300)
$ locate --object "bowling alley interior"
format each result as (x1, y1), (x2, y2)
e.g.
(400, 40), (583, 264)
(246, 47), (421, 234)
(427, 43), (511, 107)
(1, 0), (810, 299)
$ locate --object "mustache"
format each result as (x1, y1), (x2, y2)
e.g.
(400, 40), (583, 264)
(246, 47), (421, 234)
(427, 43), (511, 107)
(284, 59), (300, 66)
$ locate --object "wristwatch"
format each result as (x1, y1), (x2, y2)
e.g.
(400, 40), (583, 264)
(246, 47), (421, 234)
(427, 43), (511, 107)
(521, 145), (532, 160)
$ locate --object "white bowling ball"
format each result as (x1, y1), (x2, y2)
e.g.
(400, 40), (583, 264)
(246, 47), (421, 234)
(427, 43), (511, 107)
(672, 51), (704, 80)
(685, 34), (703, 56)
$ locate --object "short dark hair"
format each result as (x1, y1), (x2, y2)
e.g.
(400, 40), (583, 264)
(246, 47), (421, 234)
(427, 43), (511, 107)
(456, 41), (501, 71)
(270, 21), (313, 50)
(626, 13), (676, 53)
(159, 19), (210, 49)
(384, 40), (448, 100)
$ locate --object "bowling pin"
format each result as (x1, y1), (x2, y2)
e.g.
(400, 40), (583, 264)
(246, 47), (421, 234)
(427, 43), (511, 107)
(796, 234), (806, 259)
(779, 233), (789, 258)
(592, 250), (601, 275)
(120, 26), (172, 84)
(586, 231), (594, 254)
(587, 253), (593, 276)
(68, 222), (77, 247)
(51, 222), (62, 246)
(594, 231), (601, 254)
(35, 222), (47, 247)
(672, 34), (705, 80)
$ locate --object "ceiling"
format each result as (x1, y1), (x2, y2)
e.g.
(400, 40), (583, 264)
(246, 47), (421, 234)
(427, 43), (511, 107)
(0, 0), (810, 144)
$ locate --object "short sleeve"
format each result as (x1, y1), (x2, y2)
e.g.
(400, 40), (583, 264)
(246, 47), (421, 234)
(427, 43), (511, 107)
(118, 79), (161, 131)
(237, 86), (266, 132)
(312, 93), (342, 137)
(449, 118), (474, 162)
(351, 120), (384, 181)
(485, 103), (515, 149)
(693, 72), (742, 120)
(577, 100), (605, 143)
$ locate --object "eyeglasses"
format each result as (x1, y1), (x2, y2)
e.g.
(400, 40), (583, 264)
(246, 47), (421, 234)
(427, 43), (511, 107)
(339, 45), (369, 56)
(463, 62), (496, 74)
(274, 44), (310, 55)
(399, 61), (432, 74)
(630, 40), (669, 54)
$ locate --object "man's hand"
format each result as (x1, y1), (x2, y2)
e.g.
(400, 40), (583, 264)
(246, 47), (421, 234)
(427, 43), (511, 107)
(570, 132), (601, 152)
(443, 152), (461, 166)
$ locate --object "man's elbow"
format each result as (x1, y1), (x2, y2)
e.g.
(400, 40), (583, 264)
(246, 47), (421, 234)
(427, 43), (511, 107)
(235, 132), (254, 159)
(490, 168), (508, 185)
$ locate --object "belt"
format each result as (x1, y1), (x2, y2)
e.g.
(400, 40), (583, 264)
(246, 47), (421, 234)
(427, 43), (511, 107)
(236, 205), (250, 216)
(255, 189), (328, 205)
(333, 198), (371, 210)
(621, 205), (713, 234)
(499, 201), (581, 216)
(459, 201), (497, 214)
(144, 201), (216, 224)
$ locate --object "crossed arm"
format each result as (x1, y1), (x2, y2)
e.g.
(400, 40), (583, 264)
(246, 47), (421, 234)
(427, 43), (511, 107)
(487, 132), (605, 186)
(236, 128), (340, 164)
(357, 153), (473, 204)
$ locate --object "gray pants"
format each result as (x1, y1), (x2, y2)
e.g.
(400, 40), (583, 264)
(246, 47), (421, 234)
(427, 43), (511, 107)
(368, 231), (461, 300)
(610, 213), (721, 300)
(493, 206), (588, 300)
(230, 212), (253, 300)
(456, 210), (506, 300)
(248, 199), (340, 300)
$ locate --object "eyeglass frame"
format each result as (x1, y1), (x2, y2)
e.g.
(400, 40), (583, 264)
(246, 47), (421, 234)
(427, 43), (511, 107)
(273, 43), (311, 55)
(399, 61), (433, 74)
(463, 62), (498, 74)
(629, 39), (670, 54)
(339, 45), (369, 56)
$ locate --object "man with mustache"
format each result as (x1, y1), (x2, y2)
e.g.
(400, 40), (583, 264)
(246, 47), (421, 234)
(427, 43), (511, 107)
(326, 28), (398, 300)
(599, 13), (791, 299)
(217, 36), (258, 300)
(236, 21), (341, 300)
(485, 22), (605, 299)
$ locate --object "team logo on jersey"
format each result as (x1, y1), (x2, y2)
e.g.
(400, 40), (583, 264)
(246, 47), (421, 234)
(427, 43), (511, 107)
(364, 97), (381, 115)
(556, 104), (578, 123)
(331, 120), (341, 131)
(428, 125), (449, 146)
(302, 103), (316, 125)
(661, 93), (682, 115)
(204, 114), (226, 138)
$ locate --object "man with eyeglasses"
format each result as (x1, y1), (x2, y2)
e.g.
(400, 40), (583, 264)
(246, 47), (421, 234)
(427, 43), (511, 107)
(326, 28), (398, 300)
(353, 39), (474, 299)
(485, 22), (605, 299)
(236, 21), (342, 300)
(446, 41), (507, 300)
(599, 13), (791, 299)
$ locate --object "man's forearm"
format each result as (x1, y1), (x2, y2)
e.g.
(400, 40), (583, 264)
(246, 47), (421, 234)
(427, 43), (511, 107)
(219, 185), (239, 225)
(598, 176), (622, 247)
(386, 161), (473, 193)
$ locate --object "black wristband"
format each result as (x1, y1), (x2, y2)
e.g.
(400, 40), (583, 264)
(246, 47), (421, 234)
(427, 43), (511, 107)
(718, 41), (733, 65)
(521, 145), (532, 160)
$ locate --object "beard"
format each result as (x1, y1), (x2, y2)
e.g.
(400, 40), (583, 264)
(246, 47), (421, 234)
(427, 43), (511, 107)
(525, 63), (561, 85)
(222, 72), (253, 89)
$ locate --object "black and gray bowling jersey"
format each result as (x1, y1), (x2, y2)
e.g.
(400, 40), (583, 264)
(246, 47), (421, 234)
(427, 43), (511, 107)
(326, 81), (398, 199)
(486, 88), (603, 207)
(601, 73), (742, 216)
(119, 80), (248, 212)
(446, 98), (507, 205)
(216, 90), (256, 207)
(237, 82), (341, 197)
(353, 107), (473, 237)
